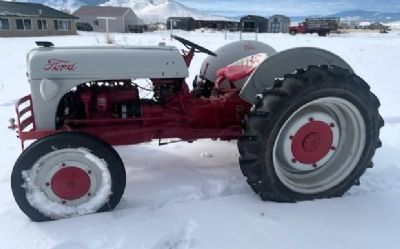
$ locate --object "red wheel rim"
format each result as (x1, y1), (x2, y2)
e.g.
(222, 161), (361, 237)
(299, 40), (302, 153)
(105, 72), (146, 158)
(291, 121), (333, 164)
(51, 166), (91, 200)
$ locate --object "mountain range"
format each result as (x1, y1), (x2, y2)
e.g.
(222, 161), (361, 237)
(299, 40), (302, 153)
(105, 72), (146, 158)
(12, 0), (400, 24)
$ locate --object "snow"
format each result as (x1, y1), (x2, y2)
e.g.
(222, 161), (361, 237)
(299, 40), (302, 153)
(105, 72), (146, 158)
(386, 21), (400, 30)
(22, 148), (112, 219)
(1, 30), (400, 248)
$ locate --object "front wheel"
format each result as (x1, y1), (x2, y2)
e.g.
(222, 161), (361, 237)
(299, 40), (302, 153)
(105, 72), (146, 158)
(238, 65), (383, 202)
(11, 132), (126, 221)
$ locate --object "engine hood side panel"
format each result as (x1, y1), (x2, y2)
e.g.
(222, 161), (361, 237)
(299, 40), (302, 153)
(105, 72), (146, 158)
(27, 46), (189, 80)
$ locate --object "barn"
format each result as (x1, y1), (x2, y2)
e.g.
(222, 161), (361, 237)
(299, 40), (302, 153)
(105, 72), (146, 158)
(268, 15), (290, 33)
(166, 17), (195, 31)
(240, 15), (268, 33)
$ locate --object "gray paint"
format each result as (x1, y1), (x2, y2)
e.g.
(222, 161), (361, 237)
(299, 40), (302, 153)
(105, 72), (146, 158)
(27, 45), (188, 130)
(240, 47), (354, 104)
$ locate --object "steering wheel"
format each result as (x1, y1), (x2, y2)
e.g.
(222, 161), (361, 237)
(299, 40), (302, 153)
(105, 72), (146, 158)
(171, 35), (217, 57)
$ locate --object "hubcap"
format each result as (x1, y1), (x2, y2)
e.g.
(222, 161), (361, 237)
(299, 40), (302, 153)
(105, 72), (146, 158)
(291, 121), (334, 165)
(22, 148), (112, 219)
(272, 97), (366, 194)
(281, 112), (340, 171)
(51, 166), (91, 200)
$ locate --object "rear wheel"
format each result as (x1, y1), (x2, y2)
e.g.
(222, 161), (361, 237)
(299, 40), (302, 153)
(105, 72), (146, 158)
(289, 30), (297, 35)
(11, 132), (126, 221)
(238, 65), (383, 202)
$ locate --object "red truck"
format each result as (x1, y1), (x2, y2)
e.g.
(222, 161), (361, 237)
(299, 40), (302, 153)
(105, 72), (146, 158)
(289, 17), (340, 36)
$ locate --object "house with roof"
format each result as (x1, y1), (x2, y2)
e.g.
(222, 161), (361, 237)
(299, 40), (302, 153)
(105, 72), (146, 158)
(0, 0), (78, 37)
(73, 6), (141, 33)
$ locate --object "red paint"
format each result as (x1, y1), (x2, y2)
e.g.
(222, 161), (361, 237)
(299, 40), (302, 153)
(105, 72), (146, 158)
(13, 87), (251, 147)
(243, 43), (256, 51)
(291, 121), (333, 164)
(51, 167), (91, 200)
(44, 59), (76, 72)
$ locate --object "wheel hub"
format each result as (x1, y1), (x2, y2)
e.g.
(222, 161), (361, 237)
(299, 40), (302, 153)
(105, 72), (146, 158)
(51, 166), (91, 200)
(280, 112), (340, 171)
(291, 121), (333, 164)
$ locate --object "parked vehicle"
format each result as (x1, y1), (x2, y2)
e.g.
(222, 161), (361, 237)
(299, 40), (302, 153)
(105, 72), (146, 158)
(76, 22), (93, 32)
(289, 17), (340, 36)
(9, 36), (383, 221)
(128, 25), (148, 33)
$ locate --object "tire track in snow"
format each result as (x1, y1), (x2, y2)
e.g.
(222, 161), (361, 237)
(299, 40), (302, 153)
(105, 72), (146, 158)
(152, 177), (249, 210)
(347, 166), (400, 196)
(151, 219), (198, 249)
(384, 116), (400, 125)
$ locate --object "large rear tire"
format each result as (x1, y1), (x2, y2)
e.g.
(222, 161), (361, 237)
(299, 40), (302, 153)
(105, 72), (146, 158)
(11, 132), (126, 221)
(238, 65), (383, 202)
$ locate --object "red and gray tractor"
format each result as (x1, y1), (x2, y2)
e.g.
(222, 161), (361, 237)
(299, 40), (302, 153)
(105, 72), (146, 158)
(9, 36), (383, 221)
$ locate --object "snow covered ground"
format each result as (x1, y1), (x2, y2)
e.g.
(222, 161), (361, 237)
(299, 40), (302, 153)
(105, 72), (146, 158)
(0, 30), (400, 249)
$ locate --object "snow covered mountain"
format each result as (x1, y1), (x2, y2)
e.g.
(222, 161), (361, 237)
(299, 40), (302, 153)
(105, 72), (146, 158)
(22, 0), (228, 24)
(38, 1), (106, 12)
(101, 0), (229, 24)
(328, 10), (400, 22)
(290, 10), (400, 24)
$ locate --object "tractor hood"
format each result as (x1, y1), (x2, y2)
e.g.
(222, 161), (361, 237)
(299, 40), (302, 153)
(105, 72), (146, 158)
(27, 45), (189, 80)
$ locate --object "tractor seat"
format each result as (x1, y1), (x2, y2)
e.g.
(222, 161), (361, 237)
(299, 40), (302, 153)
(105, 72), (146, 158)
(215, 53), (268, 89)
(217, 65), (255, 82)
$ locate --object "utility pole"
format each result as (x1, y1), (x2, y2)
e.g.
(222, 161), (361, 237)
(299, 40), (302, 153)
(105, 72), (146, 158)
(170, 19), (175, 40)
(255, 27), (259, 41)
(97, 16), (116, 43)
(224, 26), (227, 40)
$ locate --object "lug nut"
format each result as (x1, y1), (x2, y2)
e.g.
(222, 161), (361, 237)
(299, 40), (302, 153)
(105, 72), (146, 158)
(88, 192), (91, 197)
(331, 146), (336, 151)
(62, 200), (66, 204)
(289, 135), (294, 140)
(45, 182), (50, 187)
(88, 170), (92, 174)
(312, 163), (318, 168)
(309, 117), (314, 122)
(291, 158), (297, 163)
(330, 123), (335, 128)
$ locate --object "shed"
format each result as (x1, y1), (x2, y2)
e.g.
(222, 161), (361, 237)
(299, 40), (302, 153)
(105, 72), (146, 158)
(240, 15), (268, 33)
(166, 17), (195, 31)
(268, 15), (290, 33)
(0, 0), (78, 37)
(73, 6), (141, 33)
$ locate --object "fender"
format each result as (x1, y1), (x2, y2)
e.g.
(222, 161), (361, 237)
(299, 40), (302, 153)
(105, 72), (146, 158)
(240, 47), (354, 104)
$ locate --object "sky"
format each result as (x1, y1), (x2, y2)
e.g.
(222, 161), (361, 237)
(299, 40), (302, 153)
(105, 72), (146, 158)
(180, 0), (400, 16)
